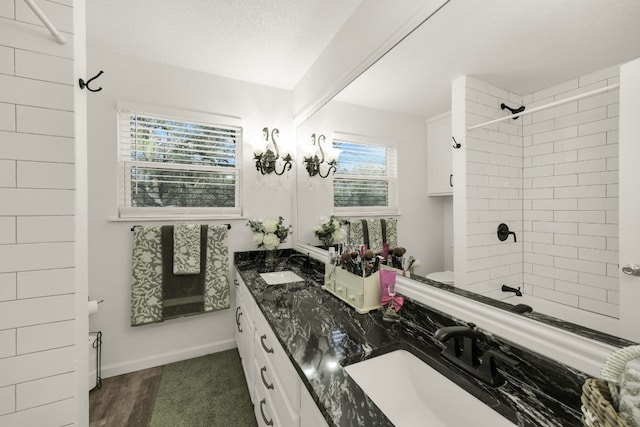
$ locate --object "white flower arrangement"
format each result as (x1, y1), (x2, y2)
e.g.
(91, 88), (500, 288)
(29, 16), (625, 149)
(313, 215), (347, 247)
(247, 216), (291, 250)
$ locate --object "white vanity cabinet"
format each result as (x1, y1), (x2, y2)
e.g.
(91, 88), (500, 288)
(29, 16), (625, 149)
(235, 272), (330, 427)
(234, 273), (255, 403)
(299, 386), (329, 427)
(426, 112), (453, 196)
(253, 308), (300, 427)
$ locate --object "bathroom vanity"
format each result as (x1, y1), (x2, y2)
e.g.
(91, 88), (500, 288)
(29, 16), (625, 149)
(234, 250), (588, 426)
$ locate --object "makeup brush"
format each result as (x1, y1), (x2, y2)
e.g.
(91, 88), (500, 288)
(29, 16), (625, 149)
(340, 251), (353, 273)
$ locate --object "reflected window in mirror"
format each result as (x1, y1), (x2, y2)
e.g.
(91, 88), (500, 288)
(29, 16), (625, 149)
(333, 139), (398, 214)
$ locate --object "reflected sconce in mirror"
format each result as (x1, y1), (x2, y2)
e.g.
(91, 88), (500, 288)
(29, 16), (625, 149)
(253, 127), (293, 176)
(302, 134), (342, 178)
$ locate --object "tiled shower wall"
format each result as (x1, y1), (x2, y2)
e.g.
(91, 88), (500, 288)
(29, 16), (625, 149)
(464, 77), (524, 300)
(462, 66), (620, 318)
(522, 66), (620, 318)
(0, 1), (77, 425)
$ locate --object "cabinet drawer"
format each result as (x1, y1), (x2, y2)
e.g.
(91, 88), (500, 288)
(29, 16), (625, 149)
(254, 309), (301, 408)
(346, 288), (364, 308)
(235, 272), (254, 319)
(254, 368), (281, 427)
(255, 341), (299, 427)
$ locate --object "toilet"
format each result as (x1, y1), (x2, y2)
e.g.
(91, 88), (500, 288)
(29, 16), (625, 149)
(426, 270), (454, 285)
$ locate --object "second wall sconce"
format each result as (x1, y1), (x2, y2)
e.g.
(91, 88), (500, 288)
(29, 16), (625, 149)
(302, 134), (341, 178)
(253, 127), (293, 176)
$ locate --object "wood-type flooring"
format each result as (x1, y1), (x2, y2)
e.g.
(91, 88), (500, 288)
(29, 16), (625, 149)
(89, 365), (164, 427)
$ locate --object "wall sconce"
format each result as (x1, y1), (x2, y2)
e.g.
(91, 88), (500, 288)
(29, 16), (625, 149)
(302, 134), (341, 178)
(253, 127), (293, 176)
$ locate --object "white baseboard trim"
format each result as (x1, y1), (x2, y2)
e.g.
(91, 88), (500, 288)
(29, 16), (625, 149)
(100, 338), (237, 379)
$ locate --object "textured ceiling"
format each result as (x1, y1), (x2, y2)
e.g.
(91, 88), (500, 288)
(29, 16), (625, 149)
(87, 0), (362, 90)
(334, 0), (640, 119)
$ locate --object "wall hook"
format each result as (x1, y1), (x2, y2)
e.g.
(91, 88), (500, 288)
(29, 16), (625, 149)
(79, 70), (104, 92)
(452, 136), (461, 149)
(500, 103), (525, 119)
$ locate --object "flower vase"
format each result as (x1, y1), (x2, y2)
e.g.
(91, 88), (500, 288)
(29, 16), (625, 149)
(321, 239), (333, 250)
(264, 249), (279, 270)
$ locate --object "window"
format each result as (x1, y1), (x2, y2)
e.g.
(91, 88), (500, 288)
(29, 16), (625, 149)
(117, 104), (242, 218)
(333, 138), (397, 213)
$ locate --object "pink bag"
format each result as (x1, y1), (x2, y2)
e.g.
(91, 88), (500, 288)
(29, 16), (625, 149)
(379, 269), (396, 298)
(379, 269), (404, 311)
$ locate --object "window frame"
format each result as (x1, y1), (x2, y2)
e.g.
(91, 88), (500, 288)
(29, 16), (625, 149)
(116, 101), (243, 219)
(332, 133), (398, 216)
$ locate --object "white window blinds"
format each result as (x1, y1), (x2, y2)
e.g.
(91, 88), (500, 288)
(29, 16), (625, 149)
(117, 107), (242, 217)
(333, 139), (398, 213)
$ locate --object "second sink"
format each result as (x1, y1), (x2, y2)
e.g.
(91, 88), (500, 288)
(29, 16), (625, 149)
(259, 270), (304, 285)
(344, 350), (515, 427)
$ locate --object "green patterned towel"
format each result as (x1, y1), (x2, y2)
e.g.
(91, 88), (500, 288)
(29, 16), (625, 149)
(173, 224), (201, 275)
(161, 225), (207, 319)
(131, 226), (164, 326)
(203, 225), (230, 312)
(348, 218), (398, 253)
(131, 224), (230, 326)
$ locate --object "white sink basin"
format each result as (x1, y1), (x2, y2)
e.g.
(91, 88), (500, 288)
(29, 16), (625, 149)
(344, 350), (514, 427)
(259, 271), (304, 285)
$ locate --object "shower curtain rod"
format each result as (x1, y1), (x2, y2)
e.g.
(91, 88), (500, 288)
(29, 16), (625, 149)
(23, 0), (66, 45)
(467, 83), (620, 131)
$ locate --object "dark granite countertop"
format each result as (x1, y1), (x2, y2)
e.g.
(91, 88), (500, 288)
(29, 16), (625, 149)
(234, 250), (586, 427)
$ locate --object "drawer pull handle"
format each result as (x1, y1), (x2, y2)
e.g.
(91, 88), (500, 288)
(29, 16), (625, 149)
(234, 279), (239, 286)
(260, 334), (274, 354)
(235, 306), (241, 322)
(260, 366), (274, 390)
(259, 399), (273, 426)
(236, 312), (242, 333)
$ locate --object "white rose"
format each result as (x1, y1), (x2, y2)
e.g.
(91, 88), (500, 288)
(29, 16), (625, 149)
(252, 232), (264, 246)
(332, 228), (347, 243)
(262, 233), (280, 250)
(263, 218), (278, 233)
(313, 225), (322, 233)
(331, 219), (341, 229)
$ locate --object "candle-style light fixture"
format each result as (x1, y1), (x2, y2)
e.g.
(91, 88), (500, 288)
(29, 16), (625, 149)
(302, 134), (341, 178)
(252, 127), (293, 176)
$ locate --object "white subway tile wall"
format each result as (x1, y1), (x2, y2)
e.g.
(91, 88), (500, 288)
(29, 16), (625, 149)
(465, 77), (524, 296)
(465, 66), (620, 318)
(0, 2), (76, 425)
(523, 67), (619, 318)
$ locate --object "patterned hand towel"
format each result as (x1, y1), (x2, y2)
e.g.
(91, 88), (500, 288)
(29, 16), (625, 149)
(131, 226), (163, 326)
(162, 225), (207, 319)
(203, 225), (230, 312)
(173, 224), (201, 275)
(620, 365), (640, 426)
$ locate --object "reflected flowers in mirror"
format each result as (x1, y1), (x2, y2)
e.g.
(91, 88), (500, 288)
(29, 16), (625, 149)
(313, 215), (347, 248)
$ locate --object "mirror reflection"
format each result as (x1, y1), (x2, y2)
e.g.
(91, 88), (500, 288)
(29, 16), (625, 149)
(295, 0), (640, 340)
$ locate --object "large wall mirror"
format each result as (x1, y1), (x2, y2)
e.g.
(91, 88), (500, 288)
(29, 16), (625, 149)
(295, 0), (640, 344)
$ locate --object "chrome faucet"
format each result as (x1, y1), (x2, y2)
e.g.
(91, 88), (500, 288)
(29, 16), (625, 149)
(434, 324), (519, 387)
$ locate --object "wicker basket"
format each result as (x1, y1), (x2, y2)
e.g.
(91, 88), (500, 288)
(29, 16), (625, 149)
(581, 378), (629, 427)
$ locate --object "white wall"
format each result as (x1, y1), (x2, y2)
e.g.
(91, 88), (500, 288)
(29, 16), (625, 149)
(292, 0), (448, 122)
(0, 0), (78, 425)
(87, 48), (295, 377)
(522, 66), (620, 318)
(296, 100), (445, 276)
